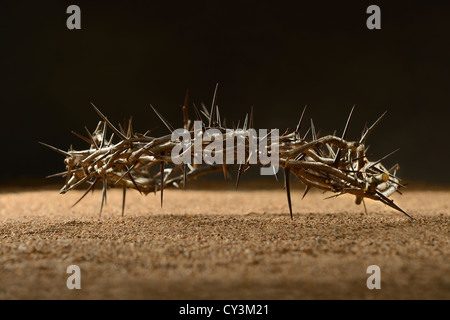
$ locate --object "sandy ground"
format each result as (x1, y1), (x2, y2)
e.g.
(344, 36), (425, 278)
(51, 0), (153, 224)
(0, 184), (448, 300)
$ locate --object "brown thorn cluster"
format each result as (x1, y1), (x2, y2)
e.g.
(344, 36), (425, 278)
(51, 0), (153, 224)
(41, 87), (411, 219)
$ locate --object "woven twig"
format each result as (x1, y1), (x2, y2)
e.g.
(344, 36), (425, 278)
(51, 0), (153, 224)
(41, 90), (411, 219)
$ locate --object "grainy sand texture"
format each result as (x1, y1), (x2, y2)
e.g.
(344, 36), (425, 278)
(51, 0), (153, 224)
(0, 185), (448, 299)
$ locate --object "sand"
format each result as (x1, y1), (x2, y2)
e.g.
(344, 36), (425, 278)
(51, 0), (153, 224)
(0, 185), (448, 299)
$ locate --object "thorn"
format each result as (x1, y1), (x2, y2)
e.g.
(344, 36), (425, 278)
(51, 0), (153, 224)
(122, 186), (126, 217)
(310, 119), (317, 140)
(71, 131), (92, 145)
(192, 103), (202, 121)
(127, 116), (133, 138)
(46, 171), (69, 179)
(108, 133), (114, 145)
(85, 126), (98, 148)
(361, 121), (368, 140)
(284, 167), (293, 220)
(71, 178), (98, 208)
(127, 171), (143, 196)
(243, 113), (249, 130)
(114, 163), (137, 185)
(249, 106), (254, 129)
(333, 105), (355, 167)
(100, 176), (107, 217)
(183, 164), (187, 189)
(316, 128), (322, 139)
(160, 161), (165, 208)
(99, 121), (107, 148)
(323, 192), (344, 200)
(201, 102), (210, 118)
(216, 105), (221, 127)
(235, 163), (244, 191)
(369, 149), (400, 169)
(209, 83), (218, 127)
(360, 111), (387, 144)
(375, 190), (413, 220)
(362, 198), (368, 215)
(342, 105), (355, 140)
(295, 105), (307, 137)
(222, 163), (227, 180)
(119, 122), (126, 137)
(150, 104), (174, 133)
(91, 102), (127, 140)
(38, 142), (71, 157)
(273, 166), (279, 181)
(183, 89), (190, 130)
(302, 127), (311, 140)
(302, 185), (311, 200)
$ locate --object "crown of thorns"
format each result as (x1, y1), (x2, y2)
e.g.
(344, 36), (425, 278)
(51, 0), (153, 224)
(41, 86), (411, 220)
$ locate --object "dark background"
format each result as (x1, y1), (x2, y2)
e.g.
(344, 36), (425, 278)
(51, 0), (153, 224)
(1, 1), (449, 185)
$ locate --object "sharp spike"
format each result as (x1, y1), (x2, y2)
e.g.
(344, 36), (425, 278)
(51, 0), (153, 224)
(362, 198), (368, 215)
(99, 121), (107, 148)
(284, 167), (293, 220)
(310, 119), (317, 140)
(39, 142), (71, 157)
(91, 102), (127, 140)
(200, 110), (210, 121)
(150, 104), (174, 133)
(183, 164), (187, 189)
(316, 128), (322, 139)
(375, 190), (413, 219)
(333, 105), (355, 167)
(127, 171), (143, 196)
(209, 83), (218, 127)
(108, 133), (114, 145)
(295, 105), (307, 137)
(114, 163), (137, 185)
(302, 185), (311, 200)
(201, 102), (210, 118)
(46, 171), (69, 179)
(85, 126), (98, 148)
(360, 111), (387, 144)
(122, 186), (126, 217)
(71, 131), (92, 145)
(192, 103), (202, 121)
(368, 149), (400, 169)
(235, 163), (244, 191)
(183, 89), (190, 130)
(243, 114), (249, 130)
(100, 176), (107, 217)
(302, 127), (311, 140)
(342, 105), (355, 140)
(160, 161), (165, 208)
(389, 164), (400, 173)
(269, 165), (278, 181)
(323, 192), (344, 200)
(216, 105), (221, 127)
(72, 178), (98, 208)
(127, 116), (133, 138)
(222, 163), (227, 180)
(361, 121), (368, 140)
(119, 120), (126, 137)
